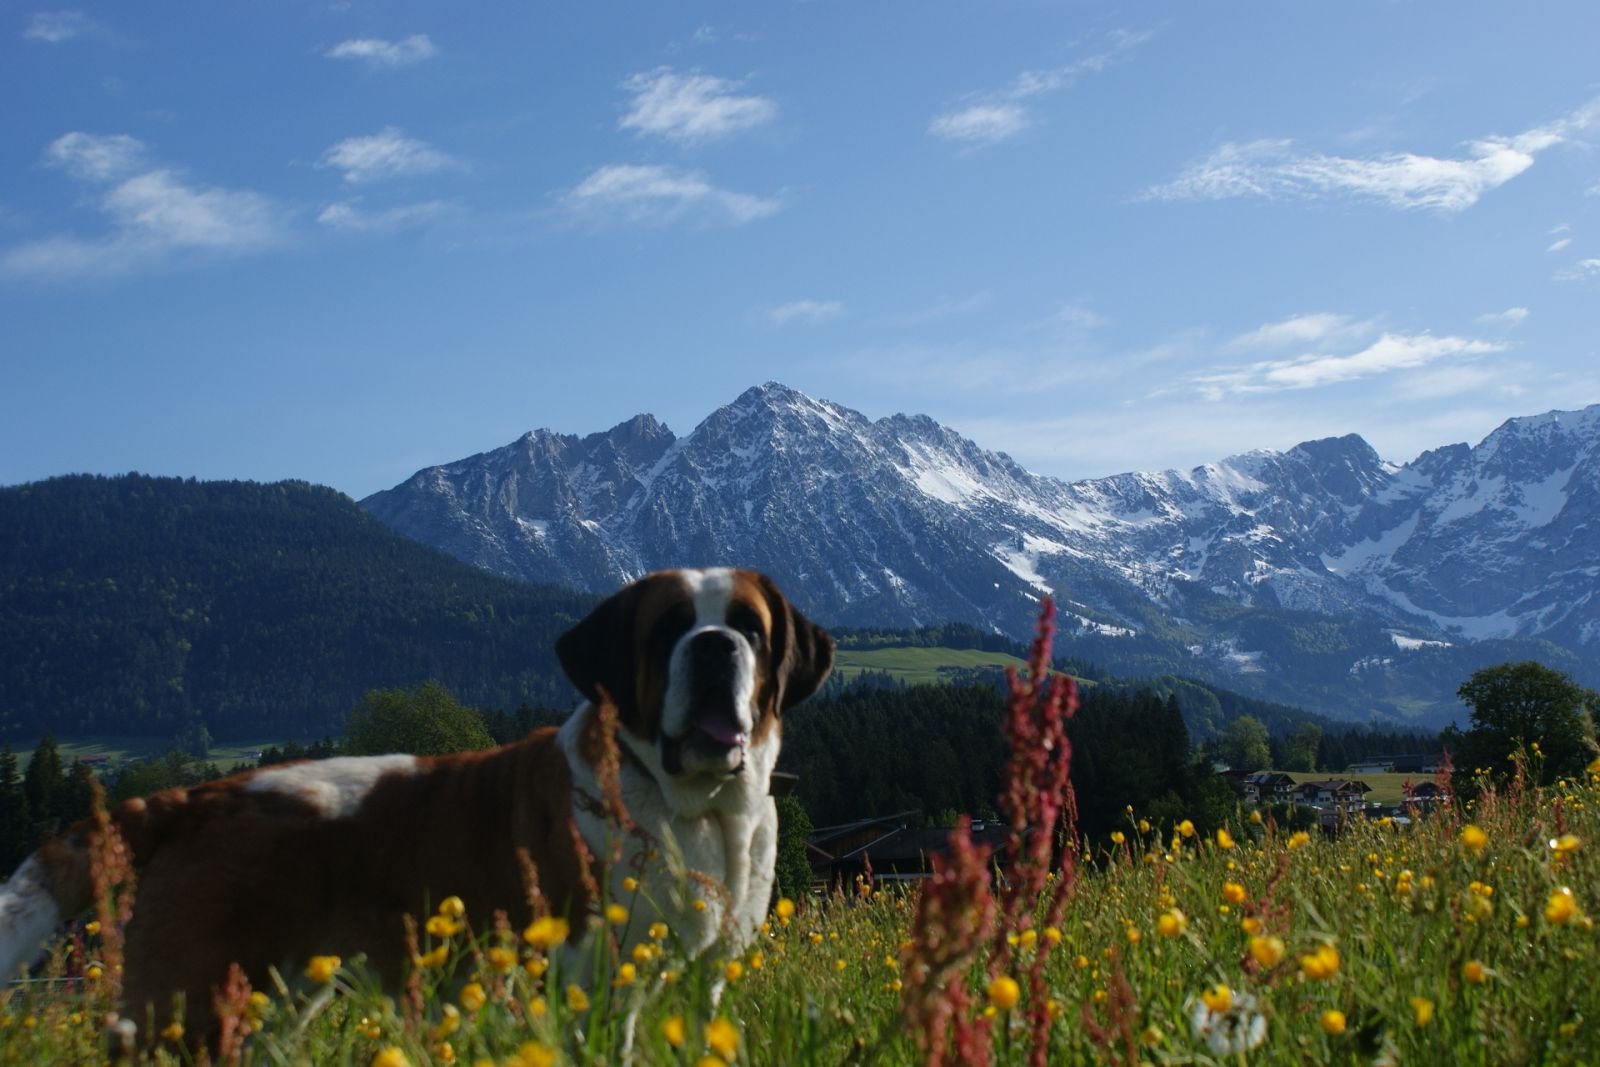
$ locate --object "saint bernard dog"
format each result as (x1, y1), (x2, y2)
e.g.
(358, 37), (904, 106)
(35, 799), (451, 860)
(0, 567), (832, 1044)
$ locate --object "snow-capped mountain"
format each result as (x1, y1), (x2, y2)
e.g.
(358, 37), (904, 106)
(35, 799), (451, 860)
(361, 383), (1600, 724)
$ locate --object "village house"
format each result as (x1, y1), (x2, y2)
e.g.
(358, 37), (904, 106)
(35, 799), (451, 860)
(1237, 771), (1297, 806)
(1293, 778), (1373, 814)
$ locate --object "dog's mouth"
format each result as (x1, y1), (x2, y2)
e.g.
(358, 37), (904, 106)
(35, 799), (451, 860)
(661, 702), (748, 777)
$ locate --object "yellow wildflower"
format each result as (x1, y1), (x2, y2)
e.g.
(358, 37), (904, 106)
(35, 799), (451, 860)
(775, 897), (796, 921)
(622, 876), (639, 892)
(1248, 935), (1285, 968)
(1157, 909), (1187, 938)
(304, 955), (341, 983)
(1043, 926), (1062, 946)
(487, 946), (517, 972)
(511, 1043), (557, 1067)
(459, 982), (486, 1013)
(523, 916), (570, 951)
(1110, 831), (1126, 845)
(1216, 828), (1236, 849)
(415, 945), (448, 969)
(724, 960), (743, 982)
(1410, 996), (1434, 1027)
(1320, 1009), (1346, 1036)
(663, 1015), (686, 1048)
(1222, 881), (1247, 905)
(426, 915), (462, 938)
(1299, 943), (1340, 980)
(1550, 833), (1581, 860)
(1240, 916), (1263, 935)
(987, 975), (1021, 1011)
(526, 997), (547, 1018)
(706, 1017), (740, 1060)
(1177, 819), (1196, 838)
(605, 903), (629, 926)
(614, 963), (637, 988)
(1200, 984), (1233, 1013)
(372, 1049), (411, 1067)
(1459, 824), (1488, 853)
(566, 984), (590, 1012)
(649, 921), (670, 941)
(1545, 887), (1579, 925)
(161, 1021), (184, 1043)
(1287, 831), (1311, 850)
(1462, 960), (1487, 985)
(437, 895), (466, 920)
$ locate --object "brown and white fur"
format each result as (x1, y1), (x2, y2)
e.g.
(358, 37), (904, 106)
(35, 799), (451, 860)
(0, 567), (832, 1044)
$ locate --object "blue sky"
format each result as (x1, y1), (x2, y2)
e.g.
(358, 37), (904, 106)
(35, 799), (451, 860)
(4, 2), (1598, 499)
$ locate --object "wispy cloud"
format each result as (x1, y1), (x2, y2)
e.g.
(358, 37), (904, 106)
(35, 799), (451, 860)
(1, 132), (284, 281)
(620, 68), (776, 144)
(929, 28), (1154, 146)
(1555, 258), (1600, 282)
(1189, 331), (1504, 398)
(889, 291), (992, 327)
(320, 128), (460, 184)
(929, 104), (1027, 146)
(1476, 307), (1529, 327)
(324, 34), (437, 69)
(1146, 96), (1600, 213)
(23, 10), (93, 43)
(769, 299), (842, 325)
(564, 164), (779, 226)
(1229, 312), (1373, 350)
(317, 199), (449, 233)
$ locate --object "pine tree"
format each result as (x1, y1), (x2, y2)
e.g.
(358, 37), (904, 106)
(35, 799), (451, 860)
(22, 732), (62, 836)
(0, 745), (32, 870)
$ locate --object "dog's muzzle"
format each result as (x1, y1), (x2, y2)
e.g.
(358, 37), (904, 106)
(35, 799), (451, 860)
(661, 630), (749, 776)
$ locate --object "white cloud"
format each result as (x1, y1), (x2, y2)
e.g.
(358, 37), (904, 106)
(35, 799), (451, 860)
(44, 132), (147, 182)
(769, 299), (842, 325)
(1190, 332), (1504, 398)
(320, 128), (459, 184)
(1549, 237), (1573, 252)
(317, 199), (449, 233)
(1229, 312), (1365, 350)
(929, 29), (1154, 146)
(1555, 258), (1600, 282)
(928, 104), (1027, 145)
(2, 133), (283, 280)
(324, 34), (436, 68)
(620, 68), (776, 144)
(1476, 307), (1529, 327)
(1147, 96), (1600, 213)
(1052, 303), (1109, 330)
(565, 164), (779, 226)
(23, 10), (91, 43)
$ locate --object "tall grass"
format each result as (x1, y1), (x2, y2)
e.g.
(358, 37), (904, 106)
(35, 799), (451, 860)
(3, 602), (1597, 1065)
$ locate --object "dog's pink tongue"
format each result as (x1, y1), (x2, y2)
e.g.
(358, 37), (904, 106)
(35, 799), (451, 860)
(697, 717), (748, 747)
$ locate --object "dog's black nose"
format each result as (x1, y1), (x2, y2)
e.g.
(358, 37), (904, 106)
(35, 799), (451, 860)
(689, 629), (738, 687)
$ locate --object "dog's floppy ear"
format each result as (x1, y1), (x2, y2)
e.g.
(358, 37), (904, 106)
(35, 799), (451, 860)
(556, 581), (646, 717)
(759, 574), (834, 712)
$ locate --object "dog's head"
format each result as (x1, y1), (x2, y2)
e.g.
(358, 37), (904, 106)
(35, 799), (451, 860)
(556, 568), (833, 781)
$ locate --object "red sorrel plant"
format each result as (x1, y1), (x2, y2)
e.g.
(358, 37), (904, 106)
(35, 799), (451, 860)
(901, 597), (1080, 1067)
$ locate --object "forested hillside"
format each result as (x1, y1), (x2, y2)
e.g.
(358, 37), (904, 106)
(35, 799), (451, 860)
(0, 474), (594, 744)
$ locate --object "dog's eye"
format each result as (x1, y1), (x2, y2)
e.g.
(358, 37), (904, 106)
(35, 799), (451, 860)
(728, 606), (765, 652)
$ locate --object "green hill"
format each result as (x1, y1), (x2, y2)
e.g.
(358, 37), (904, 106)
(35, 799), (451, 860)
(0, 474), (594, 744)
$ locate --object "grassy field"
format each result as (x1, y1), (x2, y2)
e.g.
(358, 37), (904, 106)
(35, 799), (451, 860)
(4, 757), (1595, 1065)
(12, 737), (282, 769)
(834, 645), (1088, 688)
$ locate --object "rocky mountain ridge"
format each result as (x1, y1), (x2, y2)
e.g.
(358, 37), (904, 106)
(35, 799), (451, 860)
(361, 384), (1600, 724)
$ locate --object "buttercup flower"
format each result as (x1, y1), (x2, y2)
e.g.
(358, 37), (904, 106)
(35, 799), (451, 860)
(988, 974), (1022, 1010)
(1320, 1009), (1346, 1035)
(1460, 824), (1488, 853)
(706, 1017), (740, 1060)
(524, 916), (570, 950)
(305, 955), (341, 983)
